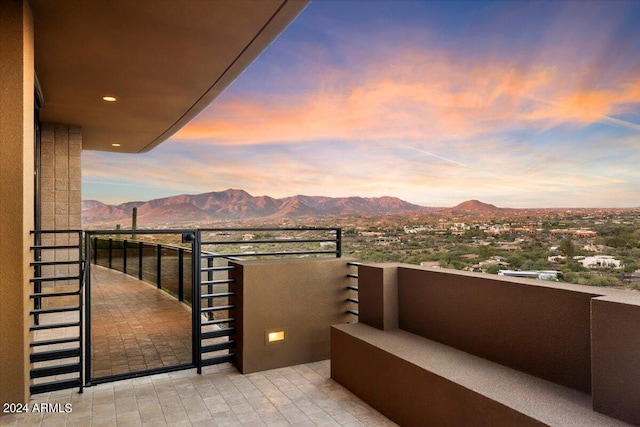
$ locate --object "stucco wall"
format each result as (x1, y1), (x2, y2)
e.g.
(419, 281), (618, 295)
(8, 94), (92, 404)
(358, 263), (399, 330)
(592, 296), (640, 425)
(230, 258), (352, 373)
(0, 0), (35, 405)
(398, 267), (598, 393)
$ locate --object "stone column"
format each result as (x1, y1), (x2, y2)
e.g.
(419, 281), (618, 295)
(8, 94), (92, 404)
(40, 123), (82, 283)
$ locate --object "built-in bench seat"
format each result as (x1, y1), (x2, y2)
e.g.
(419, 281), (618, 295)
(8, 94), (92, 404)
(332, 323), (630, 427)
(331, 264), (640, 426)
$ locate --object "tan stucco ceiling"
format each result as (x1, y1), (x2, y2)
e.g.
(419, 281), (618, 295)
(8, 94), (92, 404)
(29, 0), (307, 153)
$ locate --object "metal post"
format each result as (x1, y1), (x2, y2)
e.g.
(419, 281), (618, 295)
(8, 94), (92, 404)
(131, 207), (137, 239)
(123, 239), (127, 273)
(336, 228), (342, 258)
(138, 241), (143, 280)
(178, 248), (184, 302)
(156, 244), (162, 289)
(84, 232), (92, 387)
(78, 231), (84, 393)
(192, 230), (202, 373)
(108, 238), (113, 268)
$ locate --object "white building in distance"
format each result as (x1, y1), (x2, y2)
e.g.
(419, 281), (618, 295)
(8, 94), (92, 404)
(581, 255), (623, 269)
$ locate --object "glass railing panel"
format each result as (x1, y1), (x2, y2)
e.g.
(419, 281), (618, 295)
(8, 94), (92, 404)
(159, 246), (181, 300)
(182, 251), (193, 304)
(140, 244), (158, 284)
(125, 241), (139, 278)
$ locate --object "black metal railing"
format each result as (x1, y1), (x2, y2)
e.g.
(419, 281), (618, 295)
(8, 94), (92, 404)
(29, 227), (345, 392)
(29, 230), (84, 395)
(91, 237), (193, 303)
(347, 261), (360, 319)
(90, 227), (342, 305)
(88, 227), (342, 372)
(197, 227), (342, 259)
(194, 227), (341, 370)
(84, 229), (199, 385)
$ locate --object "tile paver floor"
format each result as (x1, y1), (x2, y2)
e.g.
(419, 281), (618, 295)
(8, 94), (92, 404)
(1, 361), (397, 427)
(90, 265), (193, 378)
(12, 265), (396, 426)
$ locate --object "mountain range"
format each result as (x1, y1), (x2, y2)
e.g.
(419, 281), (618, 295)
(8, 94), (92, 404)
(82, 188), (437, 225)
(83, 189), (636, 226)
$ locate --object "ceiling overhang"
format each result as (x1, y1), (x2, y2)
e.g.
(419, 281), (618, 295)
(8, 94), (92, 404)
(29, 0), (308, 153)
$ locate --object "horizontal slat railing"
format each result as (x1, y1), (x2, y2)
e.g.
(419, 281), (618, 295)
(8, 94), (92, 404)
(29, 229), (84, 395)
(347, 262), (360, 319)
(195, 227), (342, 371)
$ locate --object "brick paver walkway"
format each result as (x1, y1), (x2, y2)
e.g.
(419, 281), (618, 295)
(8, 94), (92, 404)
(90, 265), (192, 378)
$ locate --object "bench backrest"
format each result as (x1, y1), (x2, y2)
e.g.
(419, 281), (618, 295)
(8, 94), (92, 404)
(397, 267), (599, 393)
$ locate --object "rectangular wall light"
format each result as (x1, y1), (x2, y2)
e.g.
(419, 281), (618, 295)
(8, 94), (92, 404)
(265, 327), (287, 344)
(268, 331), (285, 342)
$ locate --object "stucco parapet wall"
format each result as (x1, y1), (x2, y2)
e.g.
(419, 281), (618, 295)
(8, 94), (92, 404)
(591, 292), (640, 305)
(591, 295), (640, 425)
(365, 263), (640, 301)
(229, 257), (356, 267)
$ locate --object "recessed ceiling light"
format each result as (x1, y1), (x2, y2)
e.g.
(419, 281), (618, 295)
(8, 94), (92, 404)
(111, 143), (121, 147)
(102, 96), (117, 102)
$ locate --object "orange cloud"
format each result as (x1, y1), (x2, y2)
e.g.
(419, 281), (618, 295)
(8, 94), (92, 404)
(520, 81), (640, 129)
(174, 49), (548, 143)
(176, 43), (639, 149)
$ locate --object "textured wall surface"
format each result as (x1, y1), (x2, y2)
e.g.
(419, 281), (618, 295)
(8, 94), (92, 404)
(0, 0), (35, 405)
(592, 296), (640, 425)
(39, 123), (82, 282)
(40, 122), (82, 231)
(357, 263), (399, 330)
(398, 267), (597, 393)
(333, 263), (640, 426)
(331, 324), (546, 427)
(231, 258), (352, 373)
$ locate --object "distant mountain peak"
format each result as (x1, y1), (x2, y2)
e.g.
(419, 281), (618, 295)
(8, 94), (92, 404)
(461, 199), (496, 207)
(448, 200), (501, 212)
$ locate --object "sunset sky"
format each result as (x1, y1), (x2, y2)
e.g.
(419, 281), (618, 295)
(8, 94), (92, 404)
(83, 0), (640, 208)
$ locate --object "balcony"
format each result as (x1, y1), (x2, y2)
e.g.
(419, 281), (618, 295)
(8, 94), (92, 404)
(18, 230), (640, 426)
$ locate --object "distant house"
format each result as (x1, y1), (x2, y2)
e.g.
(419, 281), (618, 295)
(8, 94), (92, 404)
(420, 261), (440, 268)
(550, 229), (597, 237)
(375, 236), (401, 246)
(497, 245), (520, 252)
(472, 257), (509, 272)
(487, 225), (510, 235)
(582, 244), (608, 252)
(498, 270), (560, 281)
(581, 255), (623, 269)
